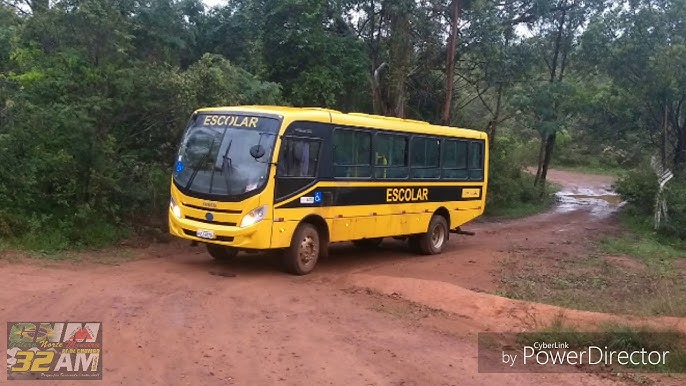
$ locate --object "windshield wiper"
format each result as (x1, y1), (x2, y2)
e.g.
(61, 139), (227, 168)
(185, 138), (216, 191)
(218, 138), (234, 194)
(221, 138), (233, 172)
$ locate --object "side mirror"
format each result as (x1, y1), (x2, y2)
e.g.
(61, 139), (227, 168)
(250, 144), (266, 159)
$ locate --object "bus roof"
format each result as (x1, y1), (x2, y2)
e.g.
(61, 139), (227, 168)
(195, 105), (487, 140)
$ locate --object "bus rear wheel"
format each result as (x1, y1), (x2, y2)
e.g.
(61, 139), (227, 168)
(352, 238), (383, 248)
(206, 244), (238, 261)
(283, 223), (320, 275)
(418, 215), (448, 255)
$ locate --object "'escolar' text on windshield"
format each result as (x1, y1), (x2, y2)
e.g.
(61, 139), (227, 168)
(202, 115), (260, 127)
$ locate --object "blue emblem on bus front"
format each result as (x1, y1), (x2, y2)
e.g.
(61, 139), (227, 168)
(314, 191), (322, 203)
(175, 161), (185, 173)
(205, 212), (214, 221)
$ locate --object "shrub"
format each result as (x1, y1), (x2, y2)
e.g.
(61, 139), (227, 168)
(616, 166), (686, 240)
(661, 177), (686, 240)
(614, 167), (658, 216)
(486, 136), (552, 216)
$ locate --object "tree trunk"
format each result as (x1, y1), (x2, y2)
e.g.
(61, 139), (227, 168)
(487, 83), (504, 147)
(539, 133), (556, 196)
(372, 63), (389, 116)
(387, 0), (413, 117)
(441, 0), (460, 125)
(368, 0), (383, 115)
(536, 5), (567, 188)
(676, 124), (686, 167)
(549, 6), (566, 83)
(534, 134), (546, 186)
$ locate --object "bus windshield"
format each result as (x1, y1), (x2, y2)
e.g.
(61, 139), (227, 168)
(173, 114), (280, 198)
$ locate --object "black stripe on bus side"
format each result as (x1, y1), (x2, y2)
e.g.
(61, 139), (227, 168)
(275, 185), (482, 208)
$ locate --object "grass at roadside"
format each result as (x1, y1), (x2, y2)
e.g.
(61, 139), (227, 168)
(599, 212), (686, 263)
(0, 246), (144, 265)
(0, 222), (169, 263)
(0, 226), (151, 264)
(0, 222), (131, 254)
(498, 252), (686, 318)
(485, 197), (555, 219)
(553, 163), (626, 177)
(497, 210), (686, 318)
(485, 182), (560, 220)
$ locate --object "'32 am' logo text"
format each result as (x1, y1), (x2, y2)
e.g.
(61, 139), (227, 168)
(7, 322), (103, 380)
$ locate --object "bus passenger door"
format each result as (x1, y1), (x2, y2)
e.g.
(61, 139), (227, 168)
(274, 136), (322, 205)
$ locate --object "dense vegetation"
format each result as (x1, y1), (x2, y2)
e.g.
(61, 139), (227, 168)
(0, 0), (684, 250)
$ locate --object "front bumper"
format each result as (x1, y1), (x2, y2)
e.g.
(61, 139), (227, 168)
(168, 210), (273, 249)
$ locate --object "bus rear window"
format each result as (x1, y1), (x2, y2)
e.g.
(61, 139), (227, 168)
(469, 141), (484, 180)
(442, 140), (468, 179)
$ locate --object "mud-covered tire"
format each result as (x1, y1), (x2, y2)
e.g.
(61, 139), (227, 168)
(352, 238), (383, 248)
(283, 223), (320, 275)
(418, 215), (448, 255)
(206, 244), (238, 260)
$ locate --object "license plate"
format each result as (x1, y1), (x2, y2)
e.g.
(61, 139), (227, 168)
(196, 229), (215, 239)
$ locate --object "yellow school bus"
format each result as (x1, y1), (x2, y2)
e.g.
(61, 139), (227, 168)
(169, 106), (488, 274)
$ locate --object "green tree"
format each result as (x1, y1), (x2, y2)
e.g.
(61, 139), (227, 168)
(203, 0), (367, 110)
(581, 0), (686, 172)
(0, 0), (282, 249)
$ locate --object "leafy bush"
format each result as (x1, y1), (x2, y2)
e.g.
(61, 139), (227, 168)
(486, 136), (554, 217)
(0, 47), (281, 251)
(616, 166), (686, 240)
(661, 177), (686, 240)
(615, 167), (658, 216)
(552, 129), (646, 172)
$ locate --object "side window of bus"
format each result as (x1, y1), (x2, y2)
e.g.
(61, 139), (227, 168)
(468, 141), (485, 180)
(374, 133), (408, 179)
(442, 139), (468, 179)
(277, 137), (321, 178)
(410, 136), (440, 179)
(333, 129), (371, 178)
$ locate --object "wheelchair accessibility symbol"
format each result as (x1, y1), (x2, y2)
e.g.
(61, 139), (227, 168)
(314, 191), (322, 203)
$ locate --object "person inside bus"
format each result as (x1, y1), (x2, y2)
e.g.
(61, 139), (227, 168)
(375, 152), (388, 178)
(294, 141), (310, 176)
(280, 140), (312, 177)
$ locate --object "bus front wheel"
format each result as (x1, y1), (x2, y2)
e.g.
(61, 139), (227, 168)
(207, 244), (238, 261)
(418, 215), (448, 255)
(283, 223), (320, 275)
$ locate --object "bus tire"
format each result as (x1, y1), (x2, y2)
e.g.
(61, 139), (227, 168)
(283, 223), (320, 275)
(352, 238), (383, 248)
(418, 215), (448, 255)
(206, 244), (238, 260)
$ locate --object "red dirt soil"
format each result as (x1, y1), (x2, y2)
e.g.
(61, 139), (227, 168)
(1, 170), (683, 385)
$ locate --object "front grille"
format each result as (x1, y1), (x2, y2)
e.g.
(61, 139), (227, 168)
(182, 228), (234, 242)
(182, 202), (242, 214)
(185, 216), (237, 226)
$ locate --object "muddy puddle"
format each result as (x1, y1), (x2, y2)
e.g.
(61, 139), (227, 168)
(555, 187), (625, 216)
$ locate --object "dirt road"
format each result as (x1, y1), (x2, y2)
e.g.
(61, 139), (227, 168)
(1, 170), (676, 385)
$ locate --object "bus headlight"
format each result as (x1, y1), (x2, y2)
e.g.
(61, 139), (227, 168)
(170, 197), (182, 219)
(240, 205), (267, 228)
